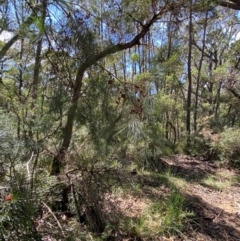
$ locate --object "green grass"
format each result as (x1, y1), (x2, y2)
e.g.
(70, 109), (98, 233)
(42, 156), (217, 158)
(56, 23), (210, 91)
(120, 191), (193, 238)
(154, 168), (188, 190)
(116, 168), (193, 239)
(201, 172), (239, 191)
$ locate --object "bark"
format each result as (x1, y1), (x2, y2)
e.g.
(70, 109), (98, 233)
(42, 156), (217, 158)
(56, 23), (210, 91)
(193, 12), (208, 132)
(50, 7), (170, 175)
(214, 80), (223, 119)
(19, 38), (24, 96)
(167, 121), (177, 144)
(165, 19), (172, 140)
(138, 45), (142, 74)
(32, 0), (47, 100)
(122, 51), (127, 81)
(17, 38), (24, 139)
(207, 52), (215, 115)
(32, 39), (43, 99)
(186, 0), (193, 137)
(165, 112), (169, 140)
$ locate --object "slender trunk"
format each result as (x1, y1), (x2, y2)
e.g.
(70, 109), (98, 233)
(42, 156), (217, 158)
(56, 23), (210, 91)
(122, 51), (127, 81)
(17, 38), (24, 138)
(231, 113), (236, 126)
(214, 80), (223, 119)
(138, 45), (142, 74)
(186, 0), (193, 150)
(32, 38), (43, 100)
(165, 20), (172, 139)
(208, 82), (214, 115)
(19, 38), (24, 96)
(51, 70), (84, 175)
(186, 0), (193, 136)
(165, 112), (169, 139)
(32, 0), (47, 100)
(148, 32), (151, 70)
(168, 121), (177, 144)
(113, 63), (117, 77)
(193, 12), (208, 132)
(29, 0), (47, 139)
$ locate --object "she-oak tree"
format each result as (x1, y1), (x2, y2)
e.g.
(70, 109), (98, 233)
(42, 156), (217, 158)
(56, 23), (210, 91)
(0, 0), (179, 175)
(48, 1), (178, 175)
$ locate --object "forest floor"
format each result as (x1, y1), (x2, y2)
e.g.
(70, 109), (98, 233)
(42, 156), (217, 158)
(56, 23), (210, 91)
(37, 155), (240, 241)
(113, 155), (240, 241)
(158, 155), (240, 241)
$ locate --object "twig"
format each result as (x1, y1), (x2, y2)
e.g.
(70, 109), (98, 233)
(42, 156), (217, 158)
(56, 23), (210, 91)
(26, 152), (34, 180)
(213, 209), (223, 220)
(41, 201), (64, 234)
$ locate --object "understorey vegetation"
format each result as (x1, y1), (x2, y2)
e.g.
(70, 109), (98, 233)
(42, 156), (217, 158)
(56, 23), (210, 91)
(0, 0), (240, 240)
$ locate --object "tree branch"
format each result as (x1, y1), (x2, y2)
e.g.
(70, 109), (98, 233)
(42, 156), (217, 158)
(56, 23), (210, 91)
(227, 87), (240, 100)
(218, 0), (240, 10)
(0, 35), (19, 60)
(0, 4), (42, 60)
(78, 6), (169, 74)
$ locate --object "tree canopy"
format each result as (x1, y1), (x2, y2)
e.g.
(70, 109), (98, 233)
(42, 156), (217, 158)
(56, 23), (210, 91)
(0, 0), (240, 240)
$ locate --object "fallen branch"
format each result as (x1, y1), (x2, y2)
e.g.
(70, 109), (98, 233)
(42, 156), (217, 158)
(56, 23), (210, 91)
(41, 201), (64, 234)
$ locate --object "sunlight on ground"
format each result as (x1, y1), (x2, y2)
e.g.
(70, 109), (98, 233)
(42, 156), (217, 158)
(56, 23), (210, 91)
(104, 170), (194, 239)
(201, 170), (239, 191)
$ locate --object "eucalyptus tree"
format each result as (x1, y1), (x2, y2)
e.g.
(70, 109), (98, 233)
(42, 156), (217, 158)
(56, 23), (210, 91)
(150, 18), (184, 144)
(192, 10), (208, 132)
(186, 0), (193, 138)
(191, 8), (239, 128)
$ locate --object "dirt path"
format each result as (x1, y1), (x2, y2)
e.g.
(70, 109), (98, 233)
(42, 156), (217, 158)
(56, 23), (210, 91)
(160, 155), (240, 241)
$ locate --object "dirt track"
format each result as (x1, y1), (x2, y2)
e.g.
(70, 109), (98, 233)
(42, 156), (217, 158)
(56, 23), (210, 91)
(160, 155), (240, 241)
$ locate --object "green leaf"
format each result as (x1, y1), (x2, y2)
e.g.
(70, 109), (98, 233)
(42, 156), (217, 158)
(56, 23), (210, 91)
(131, 53), (139, 62)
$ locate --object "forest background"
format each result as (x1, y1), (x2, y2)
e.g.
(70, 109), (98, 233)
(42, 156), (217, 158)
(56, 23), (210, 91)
(1, 0), (240, 240)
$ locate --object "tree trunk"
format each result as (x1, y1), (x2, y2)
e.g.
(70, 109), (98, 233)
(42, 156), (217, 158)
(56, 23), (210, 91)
(193, 11), (208, 132)
(186, 0), (193, 140)
(51, 69), (84, 175)
(32, 0), (47, 100)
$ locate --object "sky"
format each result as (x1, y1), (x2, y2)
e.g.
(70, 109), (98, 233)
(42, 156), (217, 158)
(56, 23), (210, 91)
(0, 30), (12, 42)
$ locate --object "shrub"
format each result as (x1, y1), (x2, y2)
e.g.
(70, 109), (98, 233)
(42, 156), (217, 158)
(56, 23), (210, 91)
(211, 127), (240, 167)
(0, 176), (42, 241)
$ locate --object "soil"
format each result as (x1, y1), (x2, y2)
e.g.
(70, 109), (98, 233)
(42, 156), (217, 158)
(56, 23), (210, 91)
(38, 155), (240, 241)
(158, 155), (240, 241)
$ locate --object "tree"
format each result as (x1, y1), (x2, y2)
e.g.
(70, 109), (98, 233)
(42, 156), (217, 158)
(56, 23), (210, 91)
(186, 0), (193, 139)
(50, 0), (177, 175)
(1, 0), (240, 239)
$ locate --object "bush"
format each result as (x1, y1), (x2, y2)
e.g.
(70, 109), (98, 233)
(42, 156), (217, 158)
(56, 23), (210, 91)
(0, 176), (42, 240)
(211, 127), (240, 167)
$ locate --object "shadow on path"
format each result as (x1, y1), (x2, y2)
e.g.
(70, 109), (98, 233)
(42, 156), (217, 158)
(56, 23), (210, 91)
(147, 155), (240, 240)
(186, 193), (240, 241)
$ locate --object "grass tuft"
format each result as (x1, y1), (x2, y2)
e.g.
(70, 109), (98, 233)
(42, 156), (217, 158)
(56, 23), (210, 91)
(201, 172), (239, 191)
(120, 190), (193, 238)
